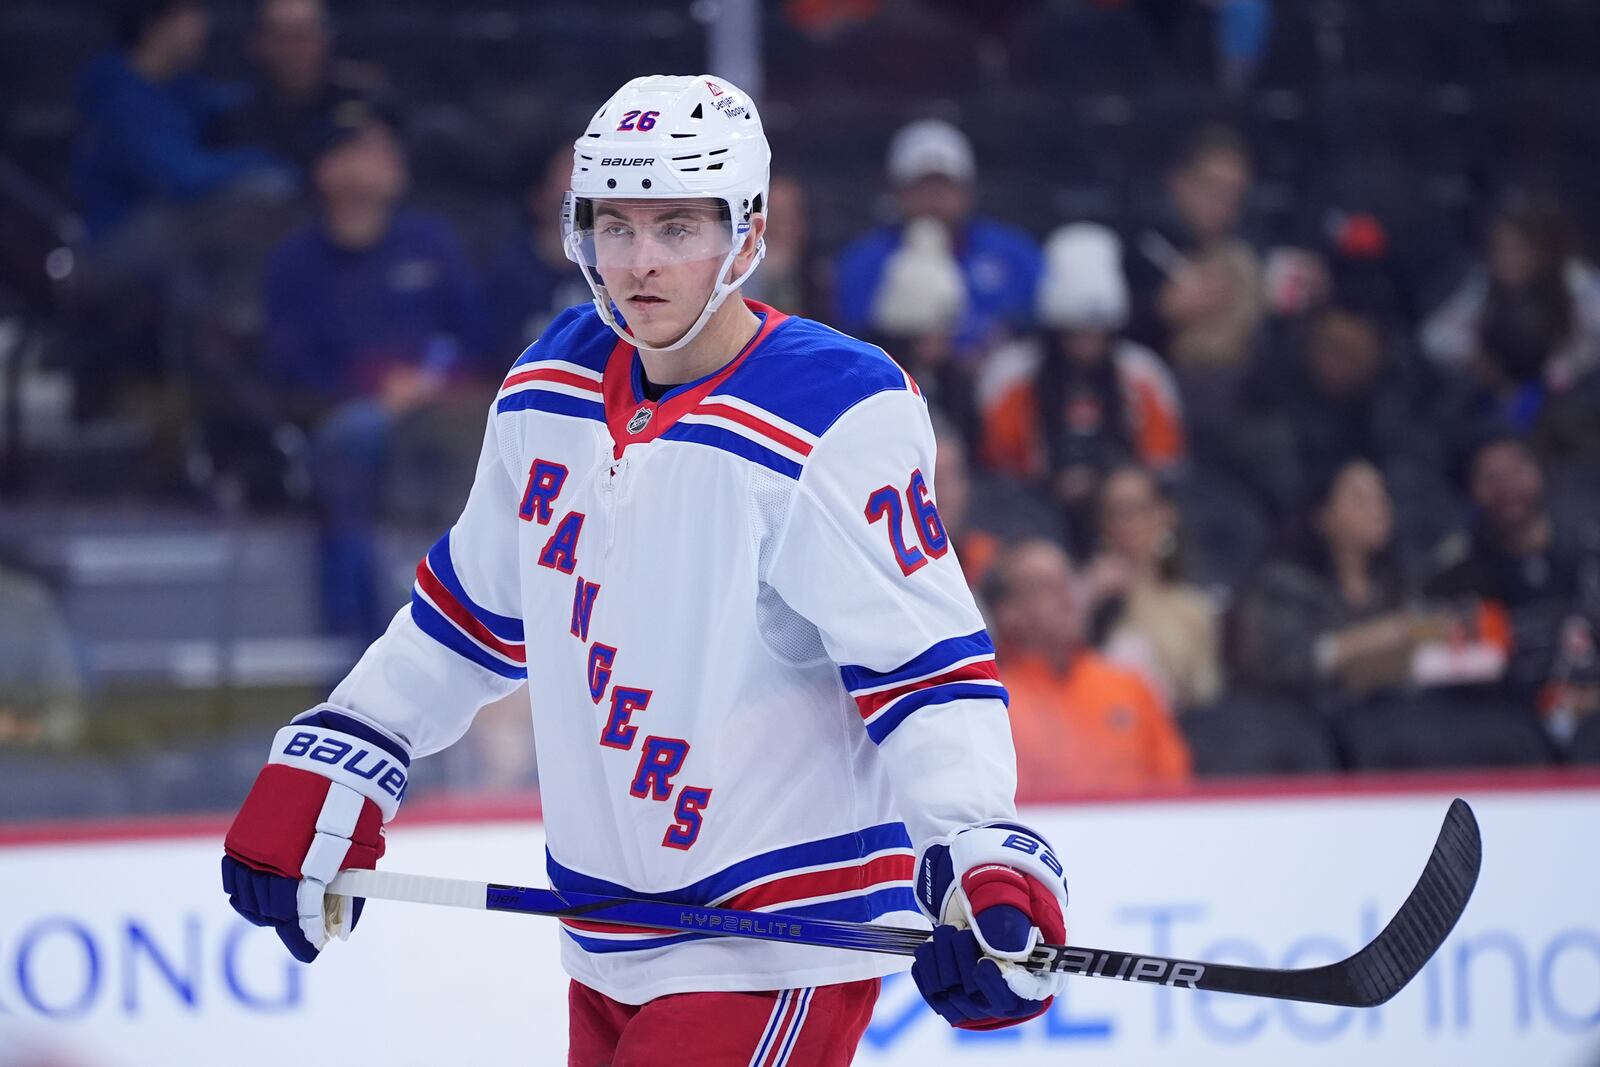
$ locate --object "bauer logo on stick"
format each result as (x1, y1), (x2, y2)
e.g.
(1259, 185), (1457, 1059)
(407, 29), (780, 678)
(1033, 946), (1206, 987)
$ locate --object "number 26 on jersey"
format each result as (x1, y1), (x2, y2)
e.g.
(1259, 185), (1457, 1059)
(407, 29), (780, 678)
(865, 468), (948, 577)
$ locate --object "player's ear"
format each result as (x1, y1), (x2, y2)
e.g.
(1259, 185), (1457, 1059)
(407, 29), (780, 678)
(733, 214), (766, 274)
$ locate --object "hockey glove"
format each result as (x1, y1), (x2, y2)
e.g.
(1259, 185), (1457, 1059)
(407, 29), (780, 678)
(911, 821), (1069, 1030)
(221, 705), (410, 963)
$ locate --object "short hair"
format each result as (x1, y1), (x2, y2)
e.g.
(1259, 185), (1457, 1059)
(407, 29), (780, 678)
(115, 0), (206, 47)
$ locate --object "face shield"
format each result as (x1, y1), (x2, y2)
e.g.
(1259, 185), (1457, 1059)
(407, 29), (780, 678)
(566, 197), (737, 281)
(563, 193), (763, 352)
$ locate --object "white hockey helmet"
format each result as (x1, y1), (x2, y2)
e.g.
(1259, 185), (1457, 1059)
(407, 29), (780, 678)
(563, 74), (771, 351)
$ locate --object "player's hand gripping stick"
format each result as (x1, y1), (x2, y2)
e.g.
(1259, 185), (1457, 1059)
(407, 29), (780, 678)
(222, 705), (410, 962)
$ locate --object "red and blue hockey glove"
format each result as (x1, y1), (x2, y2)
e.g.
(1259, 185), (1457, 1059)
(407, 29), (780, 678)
(911, 821), (1069, 1030)
(221, 705), (410, 963)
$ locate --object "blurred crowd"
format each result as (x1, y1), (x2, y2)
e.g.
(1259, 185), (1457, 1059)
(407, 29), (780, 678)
(2, 0), (1599, 808)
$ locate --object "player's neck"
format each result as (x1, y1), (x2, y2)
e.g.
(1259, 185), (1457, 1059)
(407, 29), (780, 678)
(637, 295), (761, 387)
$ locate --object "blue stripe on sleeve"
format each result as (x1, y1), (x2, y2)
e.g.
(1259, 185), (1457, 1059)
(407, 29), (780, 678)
(839, 630), (995, 695)
(426, 535), (524, 642)
(865, 681), (1011, 745)
(410, 591), (527, 680)
(660, 423), (803, 480)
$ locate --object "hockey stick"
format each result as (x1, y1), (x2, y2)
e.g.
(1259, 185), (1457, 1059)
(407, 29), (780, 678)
(328, 798), (1479, 1007)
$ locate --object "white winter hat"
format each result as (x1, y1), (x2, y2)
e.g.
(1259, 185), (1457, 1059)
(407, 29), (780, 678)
(887, 118), (976, 186)
(1037, 223), (1128, 330)
(871, 218), (968, 338)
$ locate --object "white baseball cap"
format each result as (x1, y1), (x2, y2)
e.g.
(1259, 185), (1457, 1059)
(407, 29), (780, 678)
(886, 118), (975, 186)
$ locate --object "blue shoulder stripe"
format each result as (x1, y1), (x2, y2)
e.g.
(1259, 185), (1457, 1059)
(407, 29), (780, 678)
(496, 388), (605, 422)
(713, 316), (912, 438)
(660, 422), (803, 480)
(509, 303), (612, 373)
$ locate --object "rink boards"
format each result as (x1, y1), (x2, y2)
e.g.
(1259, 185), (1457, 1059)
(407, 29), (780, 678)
(0, 776), (1596, 1067)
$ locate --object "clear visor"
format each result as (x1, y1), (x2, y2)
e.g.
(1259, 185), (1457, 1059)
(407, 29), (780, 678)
(565, 197), (738, 280)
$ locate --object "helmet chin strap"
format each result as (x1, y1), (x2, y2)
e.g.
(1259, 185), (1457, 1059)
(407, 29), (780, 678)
(574, 237), (768, 355)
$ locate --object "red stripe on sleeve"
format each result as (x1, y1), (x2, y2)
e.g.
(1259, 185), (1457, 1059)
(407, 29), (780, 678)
(414, 560), (526, 663)
(853, 659), (1000, 719)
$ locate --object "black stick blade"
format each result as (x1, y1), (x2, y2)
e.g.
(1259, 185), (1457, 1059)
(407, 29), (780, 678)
(1215, 797), (1483, 1006)
(1328, 796), (1482, 1006)
(1025, 799), (1483, 1007)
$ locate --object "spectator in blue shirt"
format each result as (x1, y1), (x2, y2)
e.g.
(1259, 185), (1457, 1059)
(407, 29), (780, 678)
(72, 0), (288, 240)
(262, 100), (489, 640)
(832, 118), (1042, 355)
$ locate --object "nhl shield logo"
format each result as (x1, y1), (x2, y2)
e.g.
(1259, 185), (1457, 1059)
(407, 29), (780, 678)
(627, 406), (654, 434)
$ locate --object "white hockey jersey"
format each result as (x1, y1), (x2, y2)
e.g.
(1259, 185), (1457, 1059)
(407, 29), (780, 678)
(328, 300), (1020, 1003)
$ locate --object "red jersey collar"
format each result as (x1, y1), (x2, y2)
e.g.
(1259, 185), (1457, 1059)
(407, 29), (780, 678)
(600, 300), (789, 458)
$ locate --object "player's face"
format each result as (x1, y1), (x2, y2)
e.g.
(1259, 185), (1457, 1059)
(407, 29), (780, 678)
(586, 200), (736, 347)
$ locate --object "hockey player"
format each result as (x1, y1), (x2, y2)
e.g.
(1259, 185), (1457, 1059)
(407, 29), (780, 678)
(221, 75), (1070, 1065)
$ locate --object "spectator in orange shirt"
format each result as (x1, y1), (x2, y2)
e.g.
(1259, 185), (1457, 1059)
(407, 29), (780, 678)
(988, 537), (1192, 798)
(981, 223), (1185, 553)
